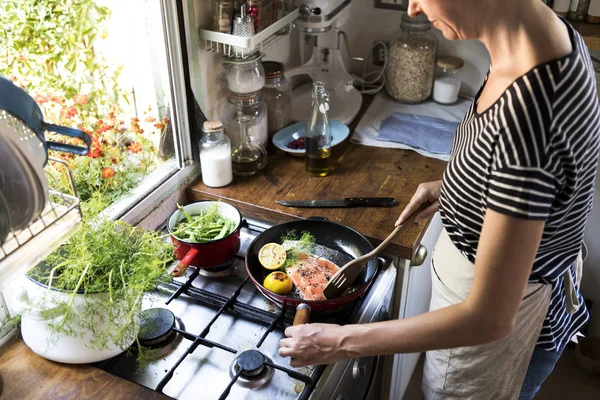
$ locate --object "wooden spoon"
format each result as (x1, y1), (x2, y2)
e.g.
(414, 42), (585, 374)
(323, 203), (428, 299)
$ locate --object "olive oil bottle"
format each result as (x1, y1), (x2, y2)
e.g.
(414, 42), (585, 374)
(305, 82), (333, 177)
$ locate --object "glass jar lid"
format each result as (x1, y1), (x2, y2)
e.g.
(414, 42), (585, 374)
(400, 13), (432, 31)
(263, 61), (285, 80)
(436, 56), (464, 71)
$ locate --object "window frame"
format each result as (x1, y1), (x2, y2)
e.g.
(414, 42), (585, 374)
(0, 0), (201, 342)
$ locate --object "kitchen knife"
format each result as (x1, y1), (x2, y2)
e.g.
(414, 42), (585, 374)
(275, 197), (397, 208)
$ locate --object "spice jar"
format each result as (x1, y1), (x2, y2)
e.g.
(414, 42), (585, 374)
(224, 90), (269, 149)
(199, 120), (233, 188)
(569, 0), (591, 21)
(213, 0), (233, 33)
(553, 0), (571, 17)
(433, 56), (464, 105)
(262, 61), (292, 138)
(587, 0), (600, 22)
(224, 53), (265, 94)
(386, 14), (438, 103)
(247, 0), (262, 32)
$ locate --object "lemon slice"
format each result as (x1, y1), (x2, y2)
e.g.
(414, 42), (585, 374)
(258, 243), (287, 270)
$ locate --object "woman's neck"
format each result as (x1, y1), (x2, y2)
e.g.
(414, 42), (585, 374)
(477, 1), (571, 76)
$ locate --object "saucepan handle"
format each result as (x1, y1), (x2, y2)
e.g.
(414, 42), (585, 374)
(171, 247), (200, 277)
(44, 123), (92, 156)
(293, 303), (311, 326)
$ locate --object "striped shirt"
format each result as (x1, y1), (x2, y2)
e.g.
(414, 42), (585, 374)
(439, 20), (600, 351)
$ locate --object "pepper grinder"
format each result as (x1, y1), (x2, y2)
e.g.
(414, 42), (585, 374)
(232, 4), (255, 57)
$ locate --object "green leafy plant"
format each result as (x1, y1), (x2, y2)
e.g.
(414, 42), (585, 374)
(25, 219), (173, 358)
(1, 0), (168, 218)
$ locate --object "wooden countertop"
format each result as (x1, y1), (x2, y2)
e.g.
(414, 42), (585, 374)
(0, 337), (171, 400)
(188, 101), (447, 261)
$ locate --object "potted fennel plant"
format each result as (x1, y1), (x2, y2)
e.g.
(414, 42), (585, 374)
(13, 219), (173, 364)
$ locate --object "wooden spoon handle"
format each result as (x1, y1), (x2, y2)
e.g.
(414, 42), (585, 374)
(355, 202), (430, 263)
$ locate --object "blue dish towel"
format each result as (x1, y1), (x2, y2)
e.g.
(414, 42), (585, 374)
(377, 113), (460, 157)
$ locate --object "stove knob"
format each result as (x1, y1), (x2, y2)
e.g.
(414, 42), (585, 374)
(411, 244), (428, 267)
(378, 305), (390, 322)
(352, 359), (367, 379)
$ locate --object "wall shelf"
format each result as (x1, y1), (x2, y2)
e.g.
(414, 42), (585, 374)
(198, 8), (299, 59)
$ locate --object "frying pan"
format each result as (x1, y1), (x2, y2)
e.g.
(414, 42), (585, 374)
(245, 218), (378, 314)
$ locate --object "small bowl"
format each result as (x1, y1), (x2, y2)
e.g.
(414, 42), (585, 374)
(272, 120), (350, 157)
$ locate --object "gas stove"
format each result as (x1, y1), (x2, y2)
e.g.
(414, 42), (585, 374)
(95, 217), (396, 400)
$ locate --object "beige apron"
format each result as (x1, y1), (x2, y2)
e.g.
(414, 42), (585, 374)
(421, 227), (557, 400)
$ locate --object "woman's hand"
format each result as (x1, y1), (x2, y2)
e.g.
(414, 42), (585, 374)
(279, 323), (349, 367)
(396, 180), (442, 226)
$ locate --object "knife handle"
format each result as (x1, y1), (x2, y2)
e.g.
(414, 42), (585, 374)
(344, 197), (397, 207)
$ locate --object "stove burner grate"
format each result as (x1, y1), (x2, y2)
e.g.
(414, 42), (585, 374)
(139, 308), (176, 347)
(199, 259), (235, 277)
(220, 350), (314, 399)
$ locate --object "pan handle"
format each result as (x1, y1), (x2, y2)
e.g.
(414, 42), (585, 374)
(171, 247), (199, 277)
(293, 303), (311, 326)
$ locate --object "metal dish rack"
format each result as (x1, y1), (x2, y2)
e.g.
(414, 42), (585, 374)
(0, 158), (82, 288)
(199, 8), (299, 59)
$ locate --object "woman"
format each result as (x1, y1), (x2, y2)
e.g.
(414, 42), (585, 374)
(278, 1), (600, 398)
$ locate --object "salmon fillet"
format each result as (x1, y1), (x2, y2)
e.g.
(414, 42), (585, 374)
(286, 253), (340, 300)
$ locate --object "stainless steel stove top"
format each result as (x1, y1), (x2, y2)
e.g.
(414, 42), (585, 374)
(95, 218), (396, 400)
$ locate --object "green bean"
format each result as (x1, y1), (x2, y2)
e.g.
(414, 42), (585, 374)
(172, 203), (236, 243)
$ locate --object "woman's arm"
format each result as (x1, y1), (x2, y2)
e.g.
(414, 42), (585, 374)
(279, 209), (546, 367)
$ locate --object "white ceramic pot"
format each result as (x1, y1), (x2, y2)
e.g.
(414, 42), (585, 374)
(13, 273), (140, 364)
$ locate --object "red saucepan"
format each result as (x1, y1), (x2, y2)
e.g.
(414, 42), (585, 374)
(167, 201), (244, 276)
(245, 218), (379, 321)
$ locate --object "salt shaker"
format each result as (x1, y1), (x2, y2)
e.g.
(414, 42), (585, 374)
(232, 4), (255, 56)
(200, 120), (233, 188)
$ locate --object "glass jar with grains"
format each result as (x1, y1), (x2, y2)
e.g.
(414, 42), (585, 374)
(223, 90), (269, 150)
(262, 61), (292, 138)
(386, 13), (438, 103)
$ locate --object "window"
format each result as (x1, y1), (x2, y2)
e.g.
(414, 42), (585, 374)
(0, 0), (196, 336)
(0, 0), (193, 220)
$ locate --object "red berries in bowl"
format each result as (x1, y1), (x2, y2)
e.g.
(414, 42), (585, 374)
(287, 136), (305, 150)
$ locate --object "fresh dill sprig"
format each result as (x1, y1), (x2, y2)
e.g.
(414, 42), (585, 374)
(280, 230), (316, 271)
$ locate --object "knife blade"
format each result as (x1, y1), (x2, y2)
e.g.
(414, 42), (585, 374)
(275, 197), (397, 208)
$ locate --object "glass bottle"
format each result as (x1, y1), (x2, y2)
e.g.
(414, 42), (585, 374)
(262, 61), (292, 138)
(224, 90), (268, 149)
(305, 82), (333, 177)
(272, 0), (290, 35)
(386, 14), (438, 103)
(199, 120), (233, 187)
(231, 114), (268, 176)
